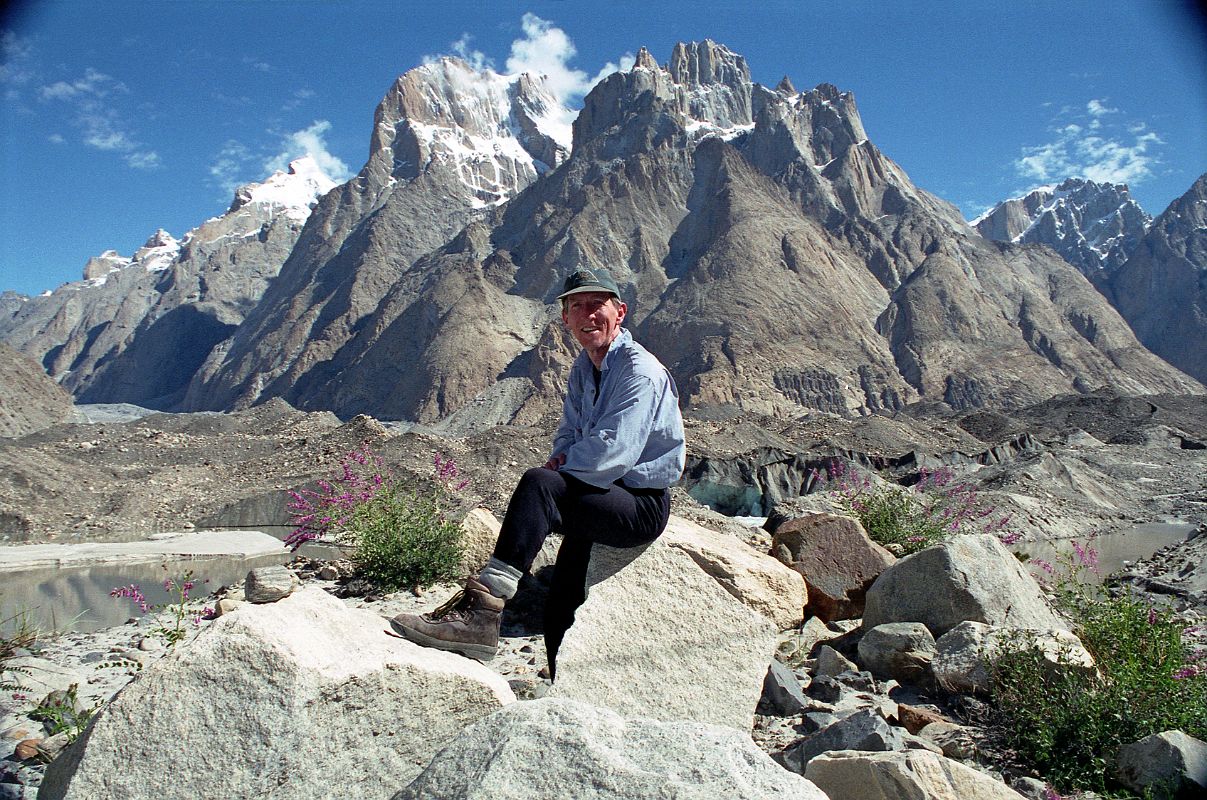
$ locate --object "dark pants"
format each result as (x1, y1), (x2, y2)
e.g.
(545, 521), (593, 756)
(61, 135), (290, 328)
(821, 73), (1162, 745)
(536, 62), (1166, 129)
(492, 467), (671, 677)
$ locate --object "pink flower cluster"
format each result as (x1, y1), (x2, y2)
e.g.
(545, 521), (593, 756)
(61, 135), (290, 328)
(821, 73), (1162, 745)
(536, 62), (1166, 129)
(285, 443), (389, 550)
(110, 583), (150, 613)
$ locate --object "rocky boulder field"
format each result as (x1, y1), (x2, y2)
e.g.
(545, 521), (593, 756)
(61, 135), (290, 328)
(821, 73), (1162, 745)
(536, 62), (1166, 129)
(1, 391), (1205, 798)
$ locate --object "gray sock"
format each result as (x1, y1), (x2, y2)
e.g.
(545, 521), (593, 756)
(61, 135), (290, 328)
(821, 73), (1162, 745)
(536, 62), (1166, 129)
(476, 557), (523, 600)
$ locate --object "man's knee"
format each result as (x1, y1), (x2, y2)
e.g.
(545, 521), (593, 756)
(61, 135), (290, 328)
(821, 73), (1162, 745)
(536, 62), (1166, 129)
(515, 466), (565, 497)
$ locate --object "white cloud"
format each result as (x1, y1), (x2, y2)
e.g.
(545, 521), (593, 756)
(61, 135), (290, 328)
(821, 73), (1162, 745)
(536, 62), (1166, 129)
(209, 140), (254, 197)
(263, 120), (352, 181)
(1014, 102), (1162, 187)
(36, 66), (156, 168)
(38, 67), (126, 101)
(504, 13), (634, 106)
(0, 30), (34, 87)
(450, 34), (492, 72)
(125, 150), (161, 170)
(48, 133), (65, 144)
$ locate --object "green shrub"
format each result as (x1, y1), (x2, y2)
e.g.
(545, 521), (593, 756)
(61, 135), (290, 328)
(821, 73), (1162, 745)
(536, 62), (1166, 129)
(820, 460), (1012, 555)
(343, 483), (464, 591)
(286, 446), (466, 591)
(989, 546), (1207, 796)
(29, 683), (97, 745)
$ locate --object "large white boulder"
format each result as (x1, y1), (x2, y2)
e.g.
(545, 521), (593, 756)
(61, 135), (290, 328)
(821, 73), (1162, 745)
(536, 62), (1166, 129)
(932, 620), (1094, 695)
(863, 534), (1068, 636)
(548, 538), (777, 730)
(40, 588), (514, 800)
(663, 515), (808, 629)
(394, 697), (829, 800)
(805, 749), (1024, 800)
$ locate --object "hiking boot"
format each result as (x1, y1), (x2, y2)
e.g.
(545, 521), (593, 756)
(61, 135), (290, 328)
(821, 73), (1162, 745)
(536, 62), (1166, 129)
(389, 578), (503, 661)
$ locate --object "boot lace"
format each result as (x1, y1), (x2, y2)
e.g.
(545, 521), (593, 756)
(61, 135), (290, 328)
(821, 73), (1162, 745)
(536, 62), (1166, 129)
(427, 589), (470, 621)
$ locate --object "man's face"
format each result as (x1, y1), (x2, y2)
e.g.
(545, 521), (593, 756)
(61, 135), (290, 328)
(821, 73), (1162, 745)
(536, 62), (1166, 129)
(562, 291), (627, 359)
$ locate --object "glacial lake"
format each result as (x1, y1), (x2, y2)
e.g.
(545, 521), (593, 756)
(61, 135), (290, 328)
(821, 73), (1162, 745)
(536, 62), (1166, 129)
(1, 531), (340, 636)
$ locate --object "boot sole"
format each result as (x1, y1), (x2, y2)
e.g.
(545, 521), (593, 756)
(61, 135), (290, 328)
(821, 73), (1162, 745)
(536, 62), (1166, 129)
(388, 619), (498, 662)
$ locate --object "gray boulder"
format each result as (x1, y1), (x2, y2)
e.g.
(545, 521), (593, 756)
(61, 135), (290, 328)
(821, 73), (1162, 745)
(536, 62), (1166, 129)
(762, 659), (810, 716)
(805, 749), (1024, 799)
(244, 564), (298, 603)
(932, 621), (1094, 695)
(1116, 730), (1207, 799)
(548, 538), (776, 730)
(40, 588), (514, 800)
(393, 697), (828, 800)
(857, 622), (937, 684)
(863, 534), (1068, 636)
(777, 708), (936, 773)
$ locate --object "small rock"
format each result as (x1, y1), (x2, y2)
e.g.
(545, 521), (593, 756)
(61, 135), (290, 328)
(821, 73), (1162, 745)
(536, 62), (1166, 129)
(777, 708), (911, 773)
(761, 659), (810, 716)
(807, 675), (843, 704)
(14, 739), (41, 761)
(919, 720), (977, 759)
(215, 598), (242, 616)
(896, 703), (948, 735)
(37, 731), (71, 760)
(857, 622), (937, 684)
(317, 565), (339, 581)
(138, 636), (165, 652)
(1010, 775), (1051, 799)
(815, 645), (858, 677)
(245, 565), (298, 603)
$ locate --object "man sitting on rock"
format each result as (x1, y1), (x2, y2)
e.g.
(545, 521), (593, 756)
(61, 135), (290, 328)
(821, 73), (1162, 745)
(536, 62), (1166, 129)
(391, 267), (686, 673)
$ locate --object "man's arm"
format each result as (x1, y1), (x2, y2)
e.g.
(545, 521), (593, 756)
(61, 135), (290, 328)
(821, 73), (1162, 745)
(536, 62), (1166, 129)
(548, 365), (581, 467)
(558, 372), (656, 488)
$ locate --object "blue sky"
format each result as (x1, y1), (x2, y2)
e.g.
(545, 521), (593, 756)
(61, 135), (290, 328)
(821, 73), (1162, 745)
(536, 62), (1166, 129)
(2, 0), (1204, 297)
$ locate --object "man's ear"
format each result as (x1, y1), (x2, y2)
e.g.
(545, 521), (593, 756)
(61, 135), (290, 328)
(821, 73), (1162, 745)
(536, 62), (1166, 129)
(616, 301), (627, 324)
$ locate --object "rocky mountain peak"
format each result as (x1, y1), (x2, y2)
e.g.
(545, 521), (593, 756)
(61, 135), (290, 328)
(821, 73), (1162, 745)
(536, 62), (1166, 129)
(226, 155), (336, 222)
(367, 57), (570, 208)
(634, 46), (658, 71)
(82, 250), (133, 283)
(574, 40), (754, 152)
(974, 177), (1151, 274)
(775, 75), (796, 94)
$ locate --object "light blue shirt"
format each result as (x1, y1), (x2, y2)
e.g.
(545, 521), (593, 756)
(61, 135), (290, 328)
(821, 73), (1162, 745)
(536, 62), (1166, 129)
(552, 328), (686, 489)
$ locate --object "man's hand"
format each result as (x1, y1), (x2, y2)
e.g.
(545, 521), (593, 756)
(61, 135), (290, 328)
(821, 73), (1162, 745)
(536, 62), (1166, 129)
(543, 452), (566, 471)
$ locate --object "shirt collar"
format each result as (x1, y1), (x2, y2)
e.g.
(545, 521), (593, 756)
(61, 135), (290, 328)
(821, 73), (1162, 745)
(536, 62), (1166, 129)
(599, 327), (631, 373)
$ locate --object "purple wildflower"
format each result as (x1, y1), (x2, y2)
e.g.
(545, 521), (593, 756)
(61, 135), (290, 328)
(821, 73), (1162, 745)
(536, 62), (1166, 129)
(1148, 606), (1158, 625)
(1172, 666), (1202, 680)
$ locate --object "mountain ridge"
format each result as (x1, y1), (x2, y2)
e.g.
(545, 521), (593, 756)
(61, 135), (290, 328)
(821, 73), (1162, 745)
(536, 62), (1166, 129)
(2, 41), (1201, 427)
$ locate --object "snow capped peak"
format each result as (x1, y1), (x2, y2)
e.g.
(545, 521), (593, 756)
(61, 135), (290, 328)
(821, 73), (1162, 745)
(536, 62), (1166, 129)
(228, 155), (337, 223)
(135, 229), (181, 273)
(378, 55), (572, 208)
(974, 177), (1151, 274)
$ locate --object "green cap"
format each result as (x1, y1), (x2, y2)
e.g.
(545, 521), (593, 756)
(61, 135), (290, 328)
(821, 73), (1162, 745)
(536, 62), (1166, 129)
(557, 268), (621, 300)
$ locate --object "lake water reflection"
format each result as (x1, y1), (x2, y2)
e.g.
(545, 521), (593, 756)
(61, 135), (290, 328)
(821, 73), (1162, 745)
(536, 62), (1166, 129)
(1012, 522), (1196, 581)
(0, 531), (340, 635)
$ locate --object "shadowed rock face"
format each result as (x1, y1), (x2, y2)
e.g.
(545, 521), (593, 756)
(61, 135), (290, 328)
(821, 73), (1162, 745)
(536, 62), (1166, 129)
(1103, 173), (1207, 384)
(0, 159), (334, 410)
(0, 342), (73, 437)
